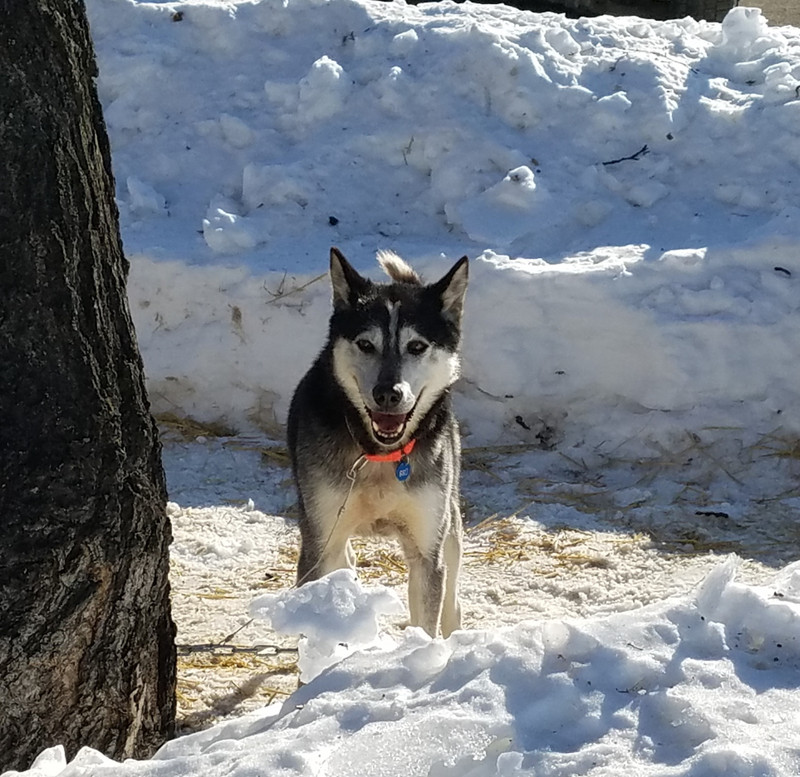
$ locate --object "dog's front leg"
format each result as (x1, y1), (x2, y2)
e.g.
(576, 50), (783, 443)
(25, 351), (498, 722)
(296, 484), (356, 586)
(440, 522), (462, 638)
(296, 524), (356, 586)
(406, 550), (446, 638)
(296, 524), (324, 586)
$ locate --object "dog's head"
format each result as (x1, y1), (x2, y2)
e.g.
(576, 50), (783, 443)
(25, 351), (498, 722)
(328, 247), (468, 449)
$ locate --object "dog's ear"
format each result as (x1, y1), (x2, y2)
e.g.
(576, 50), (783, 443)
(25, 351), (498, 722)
(330, 247), (369, 309)
(431, 256), (469, 323)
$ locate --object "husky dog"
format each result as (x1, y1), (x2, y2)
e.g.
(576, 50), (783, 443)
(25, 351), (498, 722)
(287, 247), (469, 638)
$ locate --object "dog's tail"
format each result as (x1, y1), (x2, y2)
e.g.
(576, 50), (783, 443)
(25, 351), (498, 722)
(376, 250), (421, 285)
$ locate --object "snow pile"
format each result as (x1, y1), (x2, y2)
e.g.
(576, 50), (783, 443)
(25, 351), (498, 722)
(10, 558), (800, 776)
(251, 569), (404, 681)
(83, 0), (800, 450)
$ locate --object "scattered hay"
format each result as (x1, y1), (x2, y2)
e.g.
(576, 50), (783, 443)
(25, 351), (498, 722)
(755, 429), (800, 461)
(466, 517), (645, 571)
(264, 271), (326, 305)
(176, 653), (297, 734)
(462, 443), (542, 476)
(252, 569), (296, 590)
(259, 446), (291, 468)
(157, 412), (237, 440)
(658, 538), (743, 555)
(176, 681), (290, 715)
(351, 539), (408, 582)
(275, 543), (298, 568)
(217, 437), (292, 468)
(179, 650), (297, 674)
(518, 481), (617, 516)
(464, 443), (550, 457)
(190, 589), (239, 600)
(265, 539), (409, 586)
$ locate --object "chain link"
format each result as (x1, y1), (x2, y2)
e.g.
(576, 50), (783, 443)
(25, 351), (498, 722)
(177, 643), (298, 656)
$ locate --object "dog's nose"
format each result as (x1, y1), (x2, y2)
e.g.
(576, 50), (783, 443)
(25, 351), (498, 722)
(373, 384), (403, 411)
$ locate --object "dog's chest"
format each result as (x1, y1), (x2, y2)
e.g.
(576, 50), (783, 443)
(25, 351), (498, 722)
(342, 464), (442, 544)
(349, 464), (413, 521)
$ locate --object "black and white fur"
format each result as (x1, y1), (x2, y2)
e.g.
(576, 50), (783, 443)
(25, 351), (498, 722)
(287, 247), (469, 638)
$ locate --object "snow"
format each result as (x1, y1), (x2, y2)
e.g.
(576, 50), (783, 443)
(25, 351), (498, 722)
(7, 0), (800, 775)
(97, 0), (800, 449)
(251, 569), (404, 681)
(12, 560), (800, 776)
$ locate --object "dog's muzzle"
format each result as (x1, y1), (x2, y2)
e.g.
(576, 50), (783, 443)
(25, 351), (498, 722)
(366, 382), (417, 444)
(368, 410), (410, 444)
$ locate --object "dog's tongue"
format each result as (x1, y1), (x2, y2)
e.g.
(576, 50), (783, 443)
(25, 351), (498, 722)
(371, 412), (406, 434)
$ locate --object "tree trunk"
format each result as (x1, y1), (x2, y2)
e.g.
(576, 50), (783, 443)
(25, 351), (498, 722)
(0, 1), (176, 770)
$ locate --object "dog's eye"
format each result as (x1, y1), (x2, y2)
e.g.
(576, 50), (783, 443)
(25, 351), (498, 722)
(355, 339), (376, 354)
(407, 340), (428, 356)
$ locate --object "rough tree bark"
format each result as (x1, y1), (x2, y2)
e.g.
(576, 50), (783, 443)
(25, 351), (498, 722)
(0, 1), (176, 770)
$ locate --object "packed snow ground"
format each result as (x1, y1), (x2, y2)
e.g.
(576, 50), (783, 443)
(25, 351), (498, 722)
(8, 0), (800, 775)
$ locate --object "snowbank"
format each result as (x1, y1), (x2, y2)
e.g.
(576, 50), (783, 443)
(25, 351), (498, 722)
(84, 0), (800, 450)
(10, 559), (800, 776)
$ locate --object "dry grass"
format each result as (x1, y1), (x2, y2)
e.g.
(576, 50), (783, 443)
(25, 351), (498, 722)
(157, 412), (237, 440)
(263, 271), (326, 305)
(254, 538), (410, 591)
(188, 589), (240, 600)
(466, 517), (648, 571)
(259, 446), (291, 468)
(462, 443), (544, 475)
(179, 650), (297, 674)
(177, 680), (290, 714)
(754, 429), (800, 461)
(157, 415), (293, 469)
(176, 651), (297, 733)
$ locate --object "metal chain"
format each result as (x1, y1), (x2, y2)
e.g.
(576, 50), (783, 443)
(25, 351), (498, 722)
(181, 455), (371, 658)
(339, 455), (368, 518)
(177, 643), (298, 656)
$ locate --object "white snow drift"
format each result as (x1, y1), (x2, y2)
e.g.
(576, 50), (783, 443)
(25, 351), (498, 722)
(86, 0), (800, 452)
(12, 559), (800, 776)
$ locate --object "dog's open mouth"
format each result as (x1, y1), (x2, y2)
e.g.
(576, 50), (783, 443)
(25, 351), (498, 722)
(367, 410), (410, 445)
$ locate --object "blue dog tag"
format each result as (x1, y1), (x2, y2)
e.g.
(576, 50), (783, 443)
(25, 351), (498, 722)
(395, 458), (411, 482)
